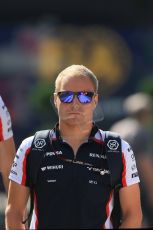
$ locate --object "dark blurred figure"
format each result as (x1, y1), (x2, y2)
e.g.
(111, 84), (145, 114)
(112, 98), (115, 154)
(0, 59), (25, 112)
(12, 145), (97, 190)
(110, 92), (153, 228)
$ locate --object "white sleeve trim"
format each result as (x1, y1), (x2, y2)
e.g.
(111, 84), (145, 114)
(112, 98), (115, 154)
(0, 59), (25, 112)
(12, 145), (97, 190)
(9, 136), (34, 185)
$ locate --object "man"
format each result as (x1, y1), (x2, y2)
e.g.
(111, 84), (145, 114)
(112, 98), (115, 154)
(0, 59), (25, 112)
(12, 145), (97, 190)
(110, 92), (153, 227)
(5, 65), (142, 229)
(0, 96), (16, 193)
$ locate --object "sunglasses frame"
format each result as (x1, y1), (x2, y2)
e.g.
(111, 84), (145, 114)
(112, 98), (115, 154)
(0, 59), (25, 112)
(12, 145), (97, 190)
(55, 91), (97, 104)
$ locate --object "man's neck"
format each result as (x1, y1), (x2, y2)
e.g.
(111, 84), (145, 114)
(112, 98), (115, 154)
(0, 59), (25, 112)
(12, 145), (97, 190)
(59, 122), (93, 143)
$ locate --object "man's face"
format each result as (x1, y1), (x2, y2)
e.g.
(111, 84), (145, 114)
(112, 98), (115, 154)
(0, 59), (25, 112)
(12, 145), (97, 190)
(54, 75), (98, 126)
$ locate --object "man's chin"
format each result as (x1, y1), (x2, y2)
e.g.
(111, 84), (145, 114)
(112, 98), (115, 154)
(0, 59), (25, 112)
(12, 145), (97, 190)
(61, 113), (92, 124)
(62, 116), (84, 125)
(67, 118), (83, 125)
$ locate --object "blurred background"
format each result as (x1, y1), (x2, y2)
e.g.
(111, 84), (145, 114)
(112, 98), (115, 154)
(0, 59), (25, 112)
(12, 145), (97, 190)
(0, 0), (153, 228)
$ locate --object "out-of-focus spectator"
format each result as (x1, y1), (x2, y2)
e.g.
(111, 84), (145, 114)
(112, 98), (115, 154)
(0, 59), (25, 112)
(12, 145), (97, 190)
(0, 96), (16, 193)
(110, 92), (153, 228)
(0, 96), (16, 228)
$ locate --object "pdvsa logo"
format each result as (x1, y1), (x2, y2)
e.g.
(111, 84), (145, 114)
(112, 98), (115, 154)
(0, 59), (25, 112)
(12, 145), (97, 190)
(107, 140), (119, 150)
(34, 138), (46, 148)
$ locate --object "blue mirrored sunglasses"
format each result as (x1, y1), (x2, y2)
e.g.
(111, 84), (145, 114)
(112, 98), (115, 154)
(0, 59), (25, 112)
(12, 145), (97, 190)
(56, 91), (96, 104)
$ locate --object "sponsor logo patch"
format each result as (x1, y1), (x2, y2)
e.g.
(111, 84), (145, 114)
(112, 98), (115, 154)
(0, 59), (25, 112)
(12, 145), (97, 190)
(131, 153), (135, 161)
(45, 151), (63, 157)
(12, 162), (17, 167)
(89, 180), (97, 185)
(131, 172), (138, 178)
(34, 138), (46, 148)
(87, 167), (110, 175)
(11, 170), (17, 176)
(15, 154), (20, 159)
(107, 140), (119, 150)
(41, 165), (63, 171)
(89, 153), (107, 159)
(47, 179), (56, 183)
(131, 164), (136, 171)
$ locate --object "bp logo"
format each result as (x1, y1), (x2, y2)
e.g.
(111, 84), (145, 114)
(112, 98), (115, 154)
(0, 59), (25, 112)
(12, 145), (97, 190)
(34, 138), (46, 148)
(107, 140), (119, 150)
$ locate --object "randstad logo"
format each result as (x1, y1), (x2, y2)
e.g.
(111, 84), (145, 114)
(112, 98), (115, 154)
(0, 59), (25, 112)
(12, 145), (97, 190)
(34, 139), (46, 148)
(107, 140), (119, 150)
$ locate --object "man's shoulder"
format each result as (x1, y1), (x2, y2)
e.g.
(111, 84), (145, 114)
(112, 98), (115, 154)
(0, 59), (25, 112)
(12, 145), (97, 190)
(121, 138), (131, 152)
(20, 129), (50, 150)
(98, 129), (121, 140)
(99, 129), (131, 152)
(20, 135), (35, 149)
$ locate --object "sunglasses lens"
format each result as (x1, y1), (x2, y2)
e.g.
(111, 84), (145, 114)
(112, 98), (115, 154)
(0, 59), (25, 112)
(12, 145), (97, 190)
(78, 92), (94, 103)
(57, 91), (95, 104)
(58, 92), (74, 103)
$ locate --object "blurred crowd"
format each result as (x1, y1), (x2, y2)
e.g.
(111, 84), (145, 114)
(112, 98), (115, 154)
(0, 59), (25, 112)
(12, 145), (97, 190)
(111, 92), (153, 228)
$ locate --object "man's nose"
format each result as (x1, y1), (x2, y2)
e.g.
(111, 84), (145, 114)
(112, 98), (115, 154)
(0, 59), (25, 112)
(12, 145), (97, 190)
(71, 96), (80, 108)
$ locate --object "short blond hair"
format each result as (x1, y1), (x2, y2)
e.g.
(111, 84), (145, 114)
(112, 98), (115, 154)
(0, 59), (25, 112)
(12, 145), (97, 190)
(55, 65), (98, 93)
